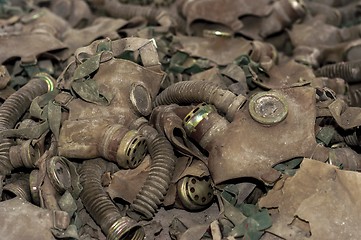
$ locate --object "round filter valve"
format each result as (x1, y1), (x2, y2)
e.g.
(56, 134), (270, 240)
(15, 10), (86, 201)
(117, 130), (147, 169)
(46, 156), (72, 194)
(249, 91), (288, 125)
(177, 176), (214, 211)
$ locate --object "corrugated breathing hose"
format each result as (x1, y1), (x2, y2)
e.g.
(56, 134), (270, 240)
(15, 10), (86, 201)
(315, 60), (361, 83)
(79, 158), (145, 240)
(154, 81), (246, 121)
(89, 0), (184, 29)
(0, 73), (54, 177)
(129, 123), (177, 220)
(104, 0), (160, 20)
(333, 129), (360, 146)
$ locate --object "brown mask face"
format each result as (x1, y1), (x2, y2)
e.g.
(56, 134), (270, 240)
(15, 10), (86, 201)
(58, 38), (165, 168)
(0, 198), (70, 240)
(183, 87), (320, 184)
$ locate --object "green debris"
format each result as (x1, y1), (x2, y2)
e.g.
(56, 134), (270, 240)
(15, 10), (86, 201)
(218, 185), (272, 240)
(221, 195), (272, 239)
(273, 157), (303, 176)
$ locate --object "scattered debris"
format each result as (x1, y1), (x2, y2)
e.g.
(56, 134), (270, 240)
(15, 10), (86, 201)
(0, 0), (361, 239)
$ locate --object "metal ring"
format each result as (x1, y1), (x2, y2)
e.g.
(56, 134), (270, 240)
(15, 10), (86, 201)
(248, 91), (288, 125)
(183, 103), (215, 133)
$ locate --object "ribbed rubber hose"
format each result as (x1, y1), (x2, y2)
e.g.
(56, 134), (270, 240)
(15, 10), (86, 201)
(79, 159), (144, 240)
(103, 0), (164, 23)
(333, 129), (361, 146)
(0, 76), (50, 176)
(130, 125), (176, 220)
(315, 60), (361, 83)
(89, 0), (185, 29)
(344, 134), (359, 146)
(154, 81), (244, 121)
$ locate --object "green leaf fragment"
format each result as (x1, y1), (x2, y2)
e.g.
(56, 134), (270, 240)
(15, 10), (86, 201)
(220, 191), (272, 240)
(223, 199), (248, 226)
(229, 209), (272, 239)
(71, 78), (111, 105)
(73, 54), (101, 80)
(237, 204), (259, 217)
(273, 157), (303, 175)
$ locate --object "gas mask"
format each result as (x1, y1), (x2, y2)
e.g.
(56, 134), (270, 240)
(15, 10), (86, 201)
(181, 87), (325, 184)
(57, 37), (165, 169)
(178, 0), (305, 39)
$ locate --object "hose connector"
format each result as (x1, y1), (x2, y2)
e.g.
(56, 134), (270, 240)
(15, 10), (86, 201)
(2, 174), (31, 201)
(107, 217), (145, 240)
(9, 140), (41, 169)
(33, 72), (56, 92)
(99, 125), (147, 169)
(183, 103), (229, 149)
